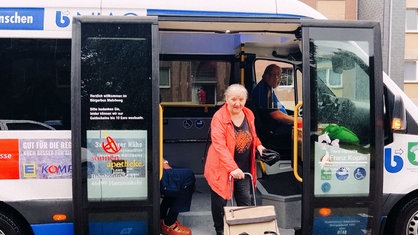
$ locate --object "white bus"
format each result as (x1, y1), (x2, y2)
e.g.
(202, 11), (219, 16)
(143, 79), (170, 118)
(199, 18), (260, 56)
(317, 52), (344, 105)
(0, 0), (418, 234)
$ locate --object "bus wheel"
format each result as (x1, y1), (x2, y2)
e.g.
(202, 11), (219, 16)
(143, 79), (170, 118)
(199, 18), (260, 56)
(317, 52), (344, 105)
(0, 212), (24, 235)
(395, 197), (418, 235)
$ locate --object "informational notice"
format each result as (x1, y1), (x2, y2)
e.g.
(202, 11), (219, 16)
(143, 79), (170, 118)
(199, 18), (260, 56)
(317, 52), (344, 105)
(313, 207), (370, 234)
(314, 134), (370, 196)
(89, 93), (144, 121)
(86, 130), (147, 200)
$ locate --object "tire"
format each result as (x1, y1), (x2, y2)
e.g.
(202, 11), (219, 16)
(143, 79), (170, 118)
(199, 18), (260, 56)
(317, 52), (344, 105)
(0, 212), (27, 235)
(394, 197), (418, 235)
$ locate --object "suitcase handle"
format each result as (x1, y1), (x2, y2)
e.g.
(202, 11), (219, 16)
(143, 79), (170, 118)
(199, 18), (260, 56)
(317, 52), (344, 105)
(238, 231), (278, 235)
(228, 172), (256, 206)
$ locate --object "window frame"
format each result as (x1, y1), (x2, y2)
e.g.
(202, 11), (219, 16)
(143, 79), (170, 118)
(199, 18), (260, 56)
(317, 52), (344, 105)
(406, 9), (418, 32)
(404, 60), (418, 82)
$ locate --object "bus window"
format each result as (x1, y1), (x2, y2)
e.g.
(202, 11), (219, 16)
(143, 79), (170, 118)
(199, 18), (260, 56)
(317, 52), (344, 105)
(254, 60), (297, 111)
(0, 120), (55, 130)
(0, 39), (71, 130)
(159, 59), (231, 105)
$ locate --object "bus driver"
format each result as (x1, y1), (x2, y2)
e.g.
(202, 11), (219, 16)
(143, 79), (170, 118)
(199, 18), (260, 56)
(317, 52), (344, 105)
(252, 64), (301, 157)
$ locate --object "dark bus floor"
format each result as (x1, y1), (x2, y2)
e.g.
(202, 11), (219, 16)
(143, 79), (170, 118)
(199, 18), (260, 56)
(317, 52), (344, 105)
(257, 170), (302, 196)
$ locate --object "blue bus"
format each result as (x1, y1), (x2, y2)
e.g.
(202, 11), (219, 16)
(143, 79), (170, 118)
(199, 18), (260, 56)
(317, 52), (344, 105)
(0, 0), (418, 234)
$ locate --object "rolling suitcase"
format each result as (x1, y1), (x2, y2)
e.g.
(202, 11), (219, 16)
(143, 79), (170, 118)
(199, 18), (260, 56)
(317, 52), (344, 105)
(223, 173), (280, 235)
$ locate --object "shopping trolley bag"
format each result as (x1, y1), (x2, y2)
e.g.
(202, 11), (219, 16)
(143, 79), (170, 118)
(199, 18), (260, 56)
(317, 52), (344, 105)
(223, 173), (280, 235)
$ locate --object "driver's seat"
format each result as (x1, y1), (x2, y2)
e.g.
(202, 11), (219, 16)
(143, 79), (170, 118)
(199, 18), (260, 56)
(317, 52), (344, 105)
(249, 102), (293, 161)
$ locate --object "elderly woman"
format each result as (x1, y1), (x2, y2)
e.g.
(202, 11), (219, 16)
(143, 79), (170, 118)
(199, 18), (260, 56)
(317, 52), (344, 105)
(204, 84), (265, 235)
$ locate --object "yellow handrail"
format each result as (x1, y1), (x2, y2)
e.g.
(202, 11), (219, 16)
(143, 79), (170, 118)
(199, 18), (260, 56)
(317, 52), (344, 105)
(240, 43), (245, 85)
(159, 104), (163, 180)
(293, 102), (303, 182)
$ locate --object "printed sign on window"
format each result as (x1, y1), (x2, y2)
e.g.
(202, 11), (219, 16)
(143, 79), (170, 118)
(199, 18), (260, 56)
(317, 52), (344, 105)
(86, 130), (147, 201)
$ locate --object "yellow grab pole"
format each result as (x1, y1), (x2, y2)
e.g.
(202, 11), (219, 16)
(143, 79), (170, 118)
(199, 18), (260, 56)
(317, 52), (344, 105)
(159, 104), (163, 180)
(293, 102), (303, 182)
(240, 43), (245, 85)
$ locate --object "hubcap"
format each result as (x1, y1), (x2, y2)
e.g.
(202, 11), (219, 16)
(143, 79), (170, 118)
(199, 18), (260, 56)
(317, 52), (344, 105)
(407, 211), (418, 235)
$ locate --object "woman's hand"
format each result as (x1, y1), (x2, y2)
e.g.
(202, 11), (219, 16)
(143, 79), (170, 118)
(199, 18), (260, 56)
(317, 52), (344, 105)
(230, 168), (245, 179)
(257, 145), (266, 156)
(163, 159), (171, 169)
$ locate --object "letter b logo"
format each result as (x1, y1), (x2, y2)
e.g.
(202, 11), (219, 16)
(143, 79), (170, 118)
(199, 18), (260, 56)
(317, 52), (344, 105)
(55, 11), (70, 28)
(384, 148), (404, 173)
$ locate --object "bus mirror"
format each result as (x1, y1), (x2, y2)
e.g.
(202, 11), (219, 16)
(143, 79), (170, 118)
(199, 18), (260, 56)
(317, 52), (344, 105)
(331, 51), (355, 74)
(392, 94), (406, 132)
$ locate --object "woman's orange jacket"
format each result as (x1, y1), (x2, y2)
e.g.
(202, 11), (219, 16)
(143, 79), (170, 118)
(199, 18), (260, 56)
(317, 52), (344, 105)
(204, 104), (262, 200)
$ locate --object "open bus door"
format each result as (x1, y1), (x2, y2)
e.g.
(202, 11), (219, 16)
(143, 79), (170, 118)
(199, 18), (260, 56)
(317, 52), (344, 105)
(297, 20), (384, 234)
(71, 16), (160, 235)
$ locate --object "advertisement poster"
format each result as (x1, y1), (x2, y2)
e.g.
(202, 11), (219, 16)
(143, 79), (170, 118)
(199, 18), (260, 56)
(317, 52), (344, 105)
(86, 130), (147, 201)
(20, 137), (72, 179)
(314, 134), (370, 197)
(0, 139), (19, 179)
(0, 131), (72, 180)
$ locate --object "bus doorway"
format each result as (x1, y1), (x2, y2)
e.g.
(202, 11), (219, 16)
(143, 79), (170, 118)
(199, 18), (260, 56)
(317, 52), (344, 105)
(71, 17), (160, 235)
(290, 22), (384, 234)
(234, 20), (384, 234)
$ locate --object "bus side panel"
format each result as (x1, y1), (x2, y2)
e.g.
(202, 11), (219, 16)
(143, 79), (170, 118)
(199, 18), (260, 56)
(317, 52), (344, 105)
(31, 223), (73, 235)
(384, 133), (418, 194)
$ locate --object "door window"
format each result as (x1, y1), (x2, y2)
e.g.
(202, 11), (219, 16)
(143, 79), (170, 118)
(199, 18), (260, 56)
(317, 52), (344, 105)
(311, 37), (371, 197)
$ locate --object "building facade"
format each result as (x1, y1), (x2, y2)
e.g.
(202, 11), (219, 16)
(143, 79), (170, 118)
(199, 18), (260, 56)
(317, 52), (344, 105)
(301, 0), (418, 105)
(405, 0), (418, 105)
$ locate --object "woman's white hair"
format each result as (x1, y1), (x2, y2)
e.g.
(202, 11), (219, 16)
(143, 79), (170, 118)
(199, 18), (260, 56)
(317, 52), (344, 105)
(224, 83), (248, 100)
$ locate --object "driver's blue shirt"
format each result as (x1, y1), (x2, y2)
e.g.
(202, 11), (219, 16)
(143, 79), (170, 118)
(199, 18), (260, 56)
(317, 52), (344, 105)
(252, 80), (287, 114)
